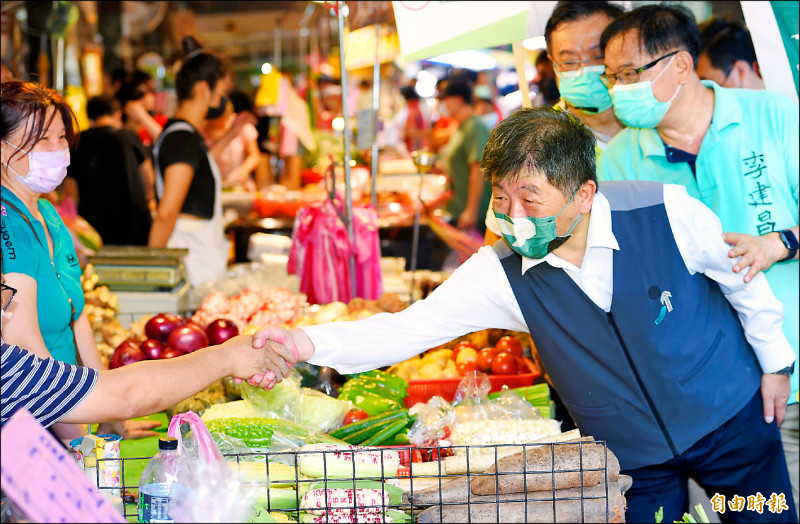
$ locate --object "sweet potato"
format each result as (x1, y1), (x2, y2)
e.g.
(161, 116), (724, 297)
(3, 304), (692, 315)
(470, 441), (620, 495)
(417, 482), (626, 523)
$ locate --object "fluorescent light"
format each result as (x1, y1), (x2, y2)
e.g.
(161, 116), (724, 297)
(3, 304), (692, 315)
(521, 36), (547, 51)
(415, 70), (438, 98)
(426, 50), (497, 71)
(261, 62), (273, 75)
(332, 117), (345, 131)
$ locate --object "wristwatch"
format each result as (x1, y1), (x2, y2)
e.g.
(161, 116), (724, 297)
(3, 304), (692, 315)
(778, 229), (798, 262)
(771, 362), (796, 375)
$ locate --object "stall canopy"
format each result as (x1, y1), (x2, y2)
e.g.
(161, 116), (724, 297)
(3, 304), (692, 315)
(391, 1), (531, 61)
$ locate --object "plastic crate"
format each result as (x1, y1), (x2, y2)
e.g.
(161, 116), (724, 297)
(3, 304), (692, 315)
(404, 370), (541, 408)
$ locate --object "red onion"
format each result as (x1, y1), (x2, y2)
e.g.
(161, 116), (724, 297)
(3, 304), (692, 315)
(109, 340), (146, 369)
(145, 313), (182, 343)
(159, 347), (185, 360)
(140, 338), (165, 360)
(206, 319), (239, 346)
(166, 324), (209, 354)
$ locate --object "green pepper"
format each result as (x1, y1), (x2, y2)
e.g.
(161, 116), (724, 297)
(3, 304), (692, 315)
(205, 417), (276, 448)
(338, 390), (402, 416)
(339, 379), (405, 403)
(357, 370), (409, 392)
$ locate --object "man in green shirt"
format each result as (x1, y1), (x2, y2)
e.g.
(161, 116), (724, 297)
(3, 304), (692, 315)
(439, 79), (491, 235)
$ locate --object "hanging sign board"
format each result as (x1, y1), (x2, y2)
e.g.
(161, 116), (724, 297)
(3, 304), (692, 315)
(349, 1), (396, 31)
(344, 24), (401, 70)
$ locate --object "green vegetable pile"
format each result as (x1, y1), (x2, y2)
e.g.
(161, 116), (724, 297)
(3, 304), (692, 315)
(338, 370), (408, 416)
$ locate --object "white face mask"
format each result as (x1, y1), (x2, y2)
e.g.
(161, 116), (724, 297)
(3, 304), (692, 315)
(3, 139), (70, 194)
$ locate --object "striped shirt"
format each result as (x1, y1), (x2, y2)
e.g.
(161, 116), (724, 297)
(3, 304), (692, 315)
(1, 341), (98, 428)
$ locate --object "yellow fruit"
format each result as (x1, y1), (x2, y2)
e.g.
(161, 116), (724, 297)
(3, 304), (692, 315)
(419, 363), (444, 379)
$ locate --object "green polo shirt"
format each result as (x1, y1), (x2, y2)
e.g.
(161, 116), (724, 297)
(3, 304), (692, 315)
(445, 115), (491, 234)
(0, 190), (85, 365)
(598, 80), (799, 403)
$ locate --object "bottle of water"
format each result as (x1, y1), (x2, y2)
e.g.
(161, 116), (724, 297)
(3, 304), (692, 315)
(138, 437), (189, 523)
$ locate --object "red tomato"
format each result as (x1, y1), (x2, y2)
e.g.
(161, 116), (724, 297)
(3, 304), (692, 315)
(491, 352), (520, 375)
(456, 361), (479, 376)
(410, 449), (424, 463)
(495, 336), (524, 357)
(343, 409), (370, 426)
(452, 341), (479, 362)
(476, 347), (499, 372)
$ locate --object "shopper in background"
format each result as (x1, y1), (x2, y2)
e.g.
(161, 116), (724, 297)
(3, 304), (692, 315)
(251, 107), (795, 523)
(399, 84), (429, 154)
(0, 80), (158, 441)
(597, 5), (799, 518)
(1, 256), (291, 429)
(115, 79), (164, 150)
(438, 79), (491, 236)
(63, 95), (152, 246)
(130, 69), (169, 146)
(429, 78), (458, 155)
(696, 18), (765, 90)
(533, 53), (560, 107)
(148, 40), (253, 287)
(202, 96), (260, 190)
(485, 0), (626, 244)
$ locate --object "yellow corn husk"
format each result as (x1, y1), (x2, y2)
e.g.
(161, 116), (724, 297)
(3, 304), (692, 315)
(269, 512), (294, 523)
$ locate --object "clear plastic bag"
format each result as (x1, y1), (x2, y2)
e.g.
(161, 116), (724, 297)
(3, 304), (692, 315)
(407, 396), (456, 447)
(446, 372), (562, 450)
(241, 370), (351, 433)
(165, 411), (259, 522)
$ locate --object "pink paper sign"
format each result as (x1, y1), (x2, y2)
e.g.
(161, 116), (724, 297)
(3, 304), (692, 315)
(0, 409), (126, 523)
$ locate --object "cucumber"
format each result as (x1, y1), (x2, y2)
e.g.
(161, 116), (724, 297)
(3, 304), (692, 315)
(328, 409), (407, 440)
(360, 419), (408, 447)
(342, 418), (401, 445)
(386, 431), (409, 446)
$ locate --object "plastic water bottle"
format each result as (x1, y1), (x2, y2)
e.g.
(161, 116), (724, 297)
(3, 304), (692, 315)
(138, 437), (189, 523)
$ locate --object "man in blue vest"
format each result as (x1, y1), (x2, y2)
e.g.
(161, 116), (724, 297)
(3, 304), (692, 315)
(249, 107), (795, 522)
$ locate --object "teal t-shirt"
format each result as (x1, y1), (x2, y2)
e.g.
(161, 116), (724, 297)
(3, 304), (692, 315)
(445, 115), (492, 234)
(0, 190), (85, 365)
(598, 81), (800, 403)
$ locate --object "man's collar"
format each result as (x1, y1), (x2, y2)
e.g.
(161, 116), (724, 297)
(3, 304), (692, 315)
(640, 80), (742, 158)
(520, 192), (619, 274)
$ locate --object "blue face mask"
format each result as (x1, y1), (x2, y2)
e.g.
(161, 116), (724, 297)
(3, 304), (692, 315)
(609, 55), (681, 128)
(493, 190), (582, 259)
(555, 65), (612, 113)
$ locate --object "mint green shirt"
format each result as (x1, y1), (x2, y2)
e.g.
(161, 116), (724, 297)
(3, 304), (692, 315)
(598, 81), (799, 403)
(445, 115), (491, 233)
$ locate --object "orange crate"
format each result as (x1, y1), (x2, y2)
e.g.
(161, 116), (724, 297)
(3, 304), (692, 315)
(403, 370), (540, 408)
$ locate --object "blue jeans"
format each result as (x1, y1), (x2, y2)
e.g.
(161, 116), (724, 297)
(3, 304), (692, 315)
(623, 390), (796, 523)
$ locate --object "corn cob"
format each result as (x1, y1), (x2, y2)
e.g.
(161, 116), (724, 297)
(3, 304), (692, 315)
(252, 486), (301, 510)
(228, 461), (297, 486)
(297, 444), (400, 479)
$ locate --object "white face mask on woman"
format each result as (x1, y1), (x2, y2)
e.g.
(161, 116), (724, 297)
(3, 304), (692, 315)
(3, 140), (70, 193)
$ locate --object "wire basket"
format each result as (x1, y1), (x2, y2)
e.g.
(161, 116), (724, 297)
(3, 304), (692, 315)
(94, 440), (626, 523)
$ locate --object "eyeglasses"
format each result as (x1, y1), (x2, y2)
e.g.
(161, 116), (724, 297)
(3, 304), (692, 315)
(553, 55), (606, 73)
(600, 50), (679, 87)
(1, 282), (17, 312)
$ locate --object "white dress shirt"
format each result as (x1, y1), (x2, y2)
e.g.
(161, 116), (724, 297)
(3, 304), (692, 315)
(305, 184), (794, 375)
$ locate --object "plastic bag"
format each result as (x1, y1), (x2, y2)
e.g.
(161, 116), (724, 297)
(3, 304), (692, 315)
(445, 373), (562, 450)
(241, 369), (351, 433)
(165, 412), (259, 522)
(407, 396), (456, 447)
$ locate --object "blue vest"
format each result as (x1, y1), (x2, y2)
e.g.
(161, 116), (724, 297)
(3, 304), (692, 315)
(496, 181), (761, 470)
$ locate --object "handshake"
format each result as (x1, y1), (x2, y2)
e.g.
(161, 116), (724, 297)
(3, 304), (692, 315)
(226, 326), (314, 390)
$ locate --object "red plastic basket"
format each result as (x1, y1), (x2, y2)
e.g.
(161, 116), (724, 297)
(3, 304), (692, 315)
(403, 370), (540, 408)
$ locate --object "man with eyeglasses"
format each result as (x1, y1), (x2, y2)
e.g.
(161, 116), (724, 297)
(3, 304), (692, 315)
(596, 4), (799, 521)
(485, 0), (625, 243)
